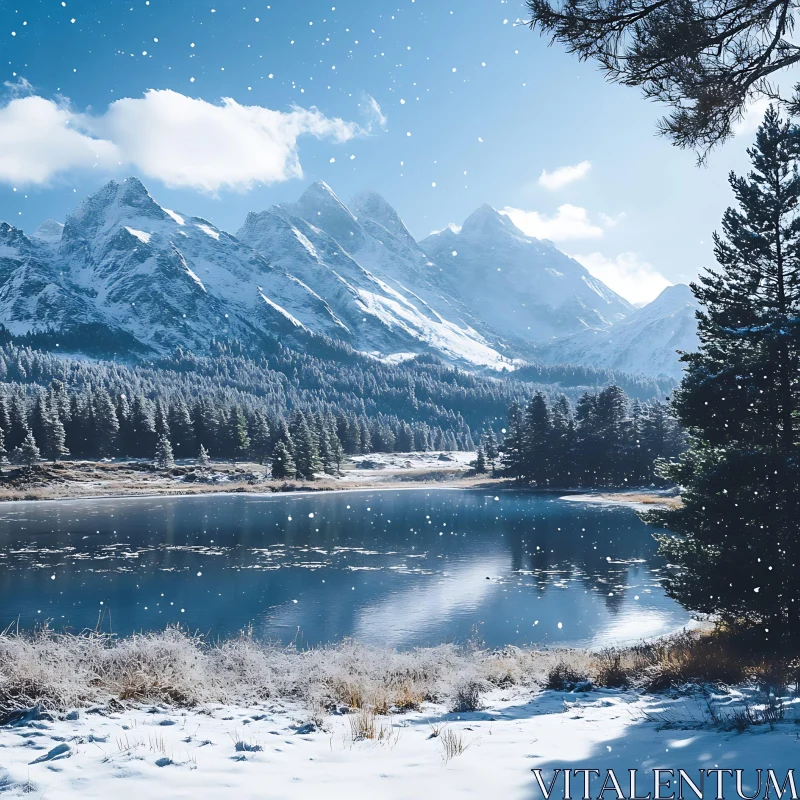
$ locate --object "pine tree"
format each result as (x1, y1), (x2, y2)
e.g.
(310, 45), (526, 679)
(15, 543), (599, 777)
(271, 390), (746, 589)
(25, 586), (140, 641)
(501, 402), (526, 479)
(324, 416), (344, 474)
(271, 417), (295, 458)
(271, 440), (297, 479)
(43, 405), (69, 463)
(28, 393), (49, 452)
(482, 430), (500, 474)
(129, 395), (157, 458)
(0, 395), (11, 449)
(155, 434), (175, 470)
(550, 395), (576, 486)
(474, 445), (487, 474)
(523, 392), (552, 485)
(7, 394), (30, 451)
(226, 406), (251, 463)
(197, 443), (211, 468)
(249, 410), (271, 464)
(0, 421), (6, 473)
(14, 430), (40, 469)
(154, 399), (170, 439)
(290, 411), (322, 480)
(191, 399), (218, 458)
(649, 109), (800, 641)
(168, 397), (195, 458)
(92, 388), (120, 458)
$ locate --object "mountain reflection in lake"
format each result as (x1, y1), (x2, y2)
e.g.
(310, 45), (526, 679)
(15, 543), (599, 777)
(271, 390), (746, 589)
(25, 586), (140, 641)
(0, 489), (689, 648)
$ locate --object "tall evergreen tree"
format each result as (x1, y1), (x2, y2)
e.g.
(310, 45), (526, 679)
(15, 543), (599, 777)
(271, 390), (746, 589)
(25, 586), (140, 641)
(649, 109), (800, 640)
(523, 392), (552, 485)
(474, 445), (487, 474)
(290, 411), (322, 480)
(129, 395), (157, 458)
(28, 392), (49, 451)
(271, 440), (297, 479)
(249, 410), (271, 464)
(14, 430), (40, 469)
(92, 388), (120, 457)
(6, 394), (30, 451)
(501, 402), (526, 479)
(550, 395), (576, 486)
(482, 430), (500, 474)
(168, 398), (195, 458)
(155, 434), (175, 471)
(226, 406), (251, 463)
(43, 404), (69, 463)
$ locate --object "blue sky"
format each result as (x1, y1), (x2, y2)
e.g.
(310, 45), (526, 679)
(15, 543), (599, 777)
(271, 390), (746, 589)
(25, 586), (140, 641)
(0, 0), (766, 303)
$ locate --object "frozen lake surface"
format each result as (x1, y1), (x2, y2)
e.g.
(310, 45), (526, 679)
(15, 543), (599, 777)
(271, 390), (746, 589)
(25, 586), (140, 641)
(0, 489), (690, 648)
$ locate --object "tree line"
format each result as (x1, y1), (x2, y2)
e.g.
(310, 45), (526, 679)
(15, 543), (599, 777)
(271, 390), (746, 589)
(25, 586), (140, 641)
(0, 378), (476, 478)
(487, 385), (686, 487)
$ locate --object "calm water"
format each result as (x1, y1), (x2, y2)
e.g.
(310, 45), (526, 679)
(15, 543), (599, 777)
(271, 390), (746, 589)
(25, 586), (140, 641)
(0, 489), (689, 648)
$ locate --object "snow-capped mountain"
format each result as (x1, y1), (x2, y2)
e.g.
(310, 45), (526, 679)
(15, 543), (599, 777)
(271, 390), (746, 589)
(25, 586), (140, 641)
(58, 178), (361, 352)
(237, 182), (509, 367)
(539, 283), (700, 378)
(418, 205), (633, 343)
(0, 177), (698, 377)
(0, 221), (94, 335)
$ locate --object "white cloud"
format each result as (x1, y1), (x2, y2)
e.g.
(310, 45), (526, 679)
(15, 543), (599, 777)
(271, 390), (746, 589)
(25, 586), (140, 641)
(599, 211), (626, 228)
(0, 88), (363, 191)
(363, 94), (387, 130)
(2, 76), (34, 98)
(429, 222), (462, 236)
(500, 204), (604, 241)
(538, 160), (591, 190)
(733, 95), (772, 138)
(0, 96), (119, 184)
(570, 251), (672, 305)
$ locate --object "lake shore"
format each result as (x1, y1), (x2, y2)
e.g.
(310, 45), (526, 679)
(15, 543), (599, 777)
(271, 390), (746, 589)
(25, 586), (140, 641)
(0, 451), (506, 503)
(0, 454), (680, 506)
(0, 628), (790, 799)
(561, 490), (682, 511)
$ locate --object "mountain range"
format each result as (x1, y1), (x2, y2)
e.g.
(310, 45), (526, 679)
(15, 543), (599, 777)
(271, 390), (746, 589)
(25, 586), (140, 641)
(0, 177), (699, 378)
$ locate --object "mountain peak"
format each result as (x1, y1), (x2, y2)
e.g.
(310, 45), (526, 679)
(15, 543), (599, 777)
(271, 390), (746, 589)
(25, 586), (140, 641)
(460, 204), (516, 237)
(350, 189), (415, 245)
(32, 219), (65, 244)
(646, 283), (697, 313)
(299, 180), (346, 209)
(285, 180), (363, 246)
(64, 177), (167, 239)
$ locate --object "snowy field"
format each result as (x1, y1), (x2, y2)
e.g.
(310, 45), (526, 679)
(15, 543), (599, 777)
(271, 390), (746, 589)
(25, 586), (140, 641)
(1, 687), (797, 799)
(341, 450), (477, 481)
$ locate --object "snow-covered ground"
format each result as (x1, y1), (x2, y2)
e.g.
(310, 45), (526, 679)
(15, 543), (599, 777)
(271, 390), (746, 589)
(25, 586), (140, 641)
(342, 450), (477, 482)
(561, 492), (680, 512)
(1, 687), (796, 798)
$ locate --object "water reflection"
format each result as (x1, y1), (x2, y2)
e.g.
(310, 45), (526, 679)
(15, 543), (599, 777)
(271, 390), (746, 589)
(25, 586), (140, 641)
(0, 489), (690, 648)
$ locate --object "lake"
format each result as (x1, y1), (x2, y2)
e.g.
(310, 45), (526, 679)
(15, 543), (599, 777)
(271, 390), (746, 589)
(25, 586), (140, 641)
(0, 489), (690, 649)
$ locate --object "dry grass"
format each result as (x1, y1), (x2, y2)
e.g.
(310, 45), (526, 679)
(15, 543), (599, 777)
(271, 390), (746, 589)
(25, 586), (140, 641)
(0, 626), (795, 723)
(0, 459), (488, 502)
(440, 727), (470, 763)
(592, 492), (683, 509)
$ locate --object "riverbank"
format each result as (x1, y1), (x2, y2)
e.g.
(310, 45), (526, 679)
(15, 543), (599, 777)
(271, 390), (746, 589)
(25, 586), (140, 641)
(562, 491), (682, 511)
(0, 456), (681, 507)
(0, 628), (793, 798)
(0, 451), (502, 502)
